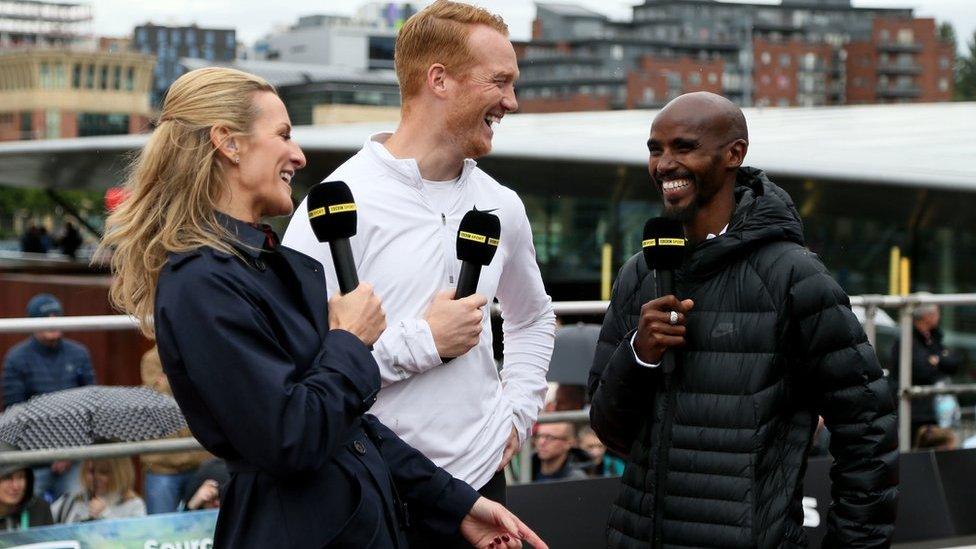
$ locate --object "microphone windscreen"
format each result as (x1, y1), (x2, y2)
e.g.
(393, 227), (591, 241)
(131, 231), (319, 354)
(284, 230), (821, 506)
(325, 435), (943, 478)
(457, 209), (501, 266)
(643, 217), (685, 271)
(307, 181), (357, 242)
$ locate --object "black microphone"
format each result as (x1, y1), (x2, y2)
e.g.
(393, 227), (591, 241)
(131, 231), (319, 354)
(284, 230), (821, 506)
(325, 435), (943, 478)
(642, 217), (686, 374)
(455, 208), (501, 299)
(307, 181), (359, 294)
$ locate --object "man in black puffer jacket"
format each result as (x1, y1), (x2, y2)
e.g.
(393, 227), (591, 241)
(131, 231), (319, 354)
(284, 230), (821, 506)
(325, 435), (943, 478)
(588, 92), (898, 548)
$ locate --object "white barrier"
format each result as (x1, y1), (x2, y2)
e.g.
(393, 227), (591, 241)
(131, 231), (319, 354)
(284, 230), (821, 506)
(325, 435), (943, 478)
(2, 293), (976, 477)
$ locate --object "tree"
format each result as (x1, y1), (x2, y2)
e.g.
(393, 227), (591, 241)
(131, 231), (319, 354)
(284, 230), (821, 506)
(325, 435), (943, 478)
(957, 31), (976, 101)
(939, 22), (956, 46)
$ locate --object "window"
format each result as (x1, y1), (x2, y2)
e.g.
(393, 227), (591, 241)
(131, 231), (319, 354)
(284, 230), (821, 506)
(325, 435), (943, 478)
(45, 108), (60, 139)
(171, 29), (181, 45)
(779, 53), (791, 68)
(938, 78), (949, 92)
(125, 67), (134, 91)
(803, 53), (816, 70)
(205, 31), (215, 45)
(225, 33), (235, 49)
(54, 63), (65, 88)
(879, 29), (890, 42)
(99, 65), (108, 90)
(897, 29), (913, 44)
(688, 72), (701, 86)
(39, 62), (50, 88)
(77, 113), (129, 137)
(708, 72), (718, 85)
(940, 57), (950, 70)
(760, 51), (771, 65)
(72, 64), (81, 88)
(85, 64), (95, 89)
(643, 87), (655, 103)
(19, 112), (32, 139)
(113, 66), (121, 90)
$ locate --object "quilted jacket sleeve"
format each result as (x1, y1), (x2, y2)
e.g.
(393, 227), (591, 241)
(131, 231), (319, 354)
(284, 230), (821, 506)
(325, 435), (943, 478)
(786, 248), (898, 548)
(588, 255), (660, 456)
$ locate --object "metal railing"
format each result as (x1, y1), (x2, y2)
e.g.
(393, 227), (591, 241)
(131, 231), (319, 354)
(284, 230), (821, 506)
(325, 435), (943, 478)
(2, 294), (975, 479)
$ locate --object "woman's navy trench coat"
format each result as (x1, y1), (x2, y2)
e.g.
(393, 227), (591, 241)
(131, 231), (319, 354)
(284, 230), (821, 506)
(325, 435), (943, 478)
(154, 215), (478, 548)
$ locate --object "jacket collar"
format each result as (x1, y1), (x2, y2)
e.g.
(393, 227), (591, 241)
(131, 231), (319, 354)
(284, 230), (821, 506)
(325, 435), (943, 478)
(680, 167), (805, 281)
(28, 337), (60, 354)
(364, 132), (478, 190)
(214, 211), (270, 259)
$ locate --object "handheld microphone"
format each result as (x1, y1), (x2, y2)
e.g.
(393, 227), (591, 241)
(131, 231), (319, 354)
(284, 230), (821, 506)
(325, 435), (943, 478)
(455, 208), (501, 299)
(307, 181), (359, 294)
(642, 217), (686, 373)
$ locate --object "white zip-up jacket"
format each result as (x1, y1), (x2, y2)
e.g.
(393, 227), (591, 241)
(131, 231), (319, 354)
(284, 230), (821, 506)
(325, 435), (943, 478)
(283, 133), (556, 488)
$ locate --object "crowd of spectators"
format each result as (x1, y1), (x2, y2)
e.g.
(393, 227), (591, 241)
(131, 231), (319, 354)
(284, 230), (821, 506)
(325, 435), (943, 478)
(0, 294), (229, 533)
(19, 221), (84, 259)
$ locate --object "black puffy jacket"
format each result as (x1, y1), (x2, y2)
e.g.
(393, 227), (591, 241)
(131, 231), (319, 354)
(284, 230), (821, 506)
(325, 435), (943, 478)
(588, 168), (898, 549)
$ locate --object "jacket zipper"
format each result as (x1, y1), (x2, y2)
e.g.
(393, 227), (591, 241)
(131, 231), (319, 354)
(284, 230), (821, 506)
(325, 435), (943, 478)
(441, 213), (455, 284)
(653, 274), (683, 548)
(653, 373), (676, 548)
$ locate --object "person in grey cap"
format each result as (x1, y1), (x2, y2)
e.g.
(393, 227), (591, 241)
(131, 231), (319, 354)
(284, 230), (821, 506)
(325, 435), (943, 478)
(2, 293), (96, 502)
(0, 445), (53, 531)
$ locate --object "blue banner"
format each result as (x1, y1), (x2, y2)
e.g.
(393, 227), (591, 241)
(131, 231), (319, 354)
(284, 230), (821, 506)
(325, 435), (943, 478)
(0, 510), (217, 548)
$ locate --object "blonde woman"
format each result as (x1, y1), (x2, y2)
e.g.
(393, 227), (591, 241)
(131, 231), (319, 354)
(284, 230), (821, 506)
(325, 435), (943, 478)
(51, 458), (145, 523)
(98, 67), (545, 549)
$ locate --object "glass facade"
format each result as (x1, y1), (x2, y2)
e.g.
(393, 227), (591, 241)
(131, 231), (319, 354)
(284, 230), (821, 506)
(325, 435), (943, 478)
(77, 113), (128, 137)
(279, 85), (401, 126)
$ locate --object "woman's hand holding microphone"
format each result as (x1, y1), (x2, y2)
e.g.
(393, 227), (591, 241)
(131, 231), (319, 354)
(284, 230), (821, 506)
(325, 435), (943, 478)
(328, 282), (386, 346)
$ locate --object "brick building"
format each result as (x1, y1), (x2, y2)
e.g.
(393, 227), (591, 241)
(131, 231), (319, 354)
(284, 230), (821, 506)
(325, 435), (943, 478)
(515, 0), (955, 113)
(0, 49), (155, 141)
(846, 17), (954, 104)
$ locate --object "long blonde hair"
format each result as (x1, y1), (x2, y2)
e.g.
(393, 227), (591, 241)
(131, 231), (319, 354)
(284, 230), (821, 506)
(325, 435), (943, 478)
(81, 457), (137, 500)
(98, 67), (275, 338)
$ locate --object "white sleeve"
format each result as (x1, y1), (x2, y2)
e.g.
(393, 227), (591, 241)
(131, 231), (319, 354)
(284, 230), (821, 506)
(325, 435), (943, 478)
(494, 206), (556, 448)
(282, 197), (441, 387)
(630, 332), (661, 368)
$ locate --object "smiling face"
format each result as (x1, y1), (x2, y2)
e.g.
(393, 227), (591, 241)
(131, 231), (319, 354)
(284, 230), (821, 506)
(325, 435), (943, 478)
(444, 25), (519, 159)
(234, 91), (307, 219)
(646, 93), (747, 232)
(0, 470), (26, 508)
(647, 116), (729, 223)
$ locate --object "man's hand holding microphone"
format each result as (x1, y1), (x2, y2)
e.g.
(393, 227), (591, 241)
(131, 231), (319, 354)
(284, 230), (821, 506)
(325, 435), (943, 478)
(638, 217), (691, 371)
(426, 290), (488, 358)
(633, 295), (694, 365)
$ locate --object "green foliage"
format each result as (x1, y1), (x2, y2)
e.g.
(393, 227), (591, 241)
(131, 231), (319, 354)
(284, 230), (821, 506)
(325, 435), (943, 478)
(956, 31), (976, 101)
(939, 22), (957, 46)
(0, 185), (105, 239)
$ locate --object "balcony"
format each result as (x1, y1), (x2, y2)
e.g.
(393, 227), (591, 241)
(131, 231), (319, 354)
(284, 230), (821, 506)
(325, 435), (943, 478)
(877, 62), (923, 75)
(876, 85), (921, 98)
(877, 41), (923, 53)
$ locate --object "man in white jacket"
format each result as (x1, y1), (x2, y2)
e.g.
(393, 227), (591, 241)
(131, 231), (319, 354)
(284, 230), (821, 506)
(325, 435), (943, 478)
(283, 1), (555, 546)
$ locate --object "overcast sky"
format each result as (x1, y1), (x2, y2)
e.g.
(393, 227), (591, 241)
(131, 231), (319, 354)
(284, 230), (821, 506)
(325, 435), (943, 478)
(91, 0), (973, 55)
